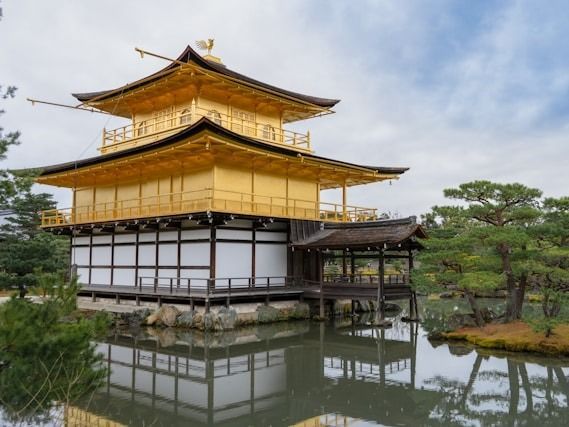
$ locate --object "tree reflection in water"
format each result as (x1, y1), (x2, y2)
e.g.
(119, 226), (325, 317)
(425, 347), (569, 425)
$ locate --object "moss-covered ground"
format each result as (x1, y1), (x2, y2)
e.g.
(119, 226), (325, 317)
(444, 321), (569, 356)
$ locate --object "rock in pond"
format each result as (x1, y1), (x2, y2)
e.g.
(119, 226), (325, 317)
(176, 310), (195, 328)
(145, 305), (180, 327)
(256, 305), (282, 323)
(218, 306), (237, 330)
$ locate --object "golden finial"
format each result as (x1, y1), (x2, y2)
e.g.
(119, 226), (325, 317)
(195, 38), (215, 55)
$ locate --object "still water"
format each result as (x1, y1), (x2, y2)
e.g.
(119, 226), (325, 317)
(3, 301), (569, 426)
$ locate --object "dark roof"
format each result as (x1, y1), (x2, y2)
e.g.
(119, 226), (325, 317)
(73, 45), (340, 109)
(37, 118), (408, 177)
(291, 217), (427, 250)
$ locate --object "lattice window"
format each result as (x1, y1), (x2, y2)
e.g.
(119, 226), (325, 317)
(232, 109), (255, 135)
(179, 108), (192, 125)
(207, 109), (222, 125)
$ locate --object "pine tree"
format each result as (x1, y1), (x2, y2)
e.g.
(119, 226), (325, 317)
(413, 181), (543, 323)
(0, 86), (68, 289)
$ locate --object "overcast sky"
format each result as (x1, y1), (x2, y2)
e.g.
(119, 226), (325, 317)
(1, 0), (568, 218)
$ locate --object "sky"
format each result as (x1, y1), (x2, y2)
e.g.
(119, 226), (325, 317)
(1, 0), (569, 218)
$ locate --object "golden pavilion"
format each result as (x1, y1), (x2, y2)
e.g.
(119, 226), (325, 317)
(36, 43), (422, 311)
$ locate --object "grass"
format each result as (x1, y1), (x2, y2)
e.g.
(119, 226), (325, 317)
(444, 321), (569, 356)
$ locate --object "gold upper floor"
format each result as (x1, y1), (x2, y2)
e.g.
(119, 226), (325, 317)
(75, 45), (338, 155)
(101, 97), (311, 155)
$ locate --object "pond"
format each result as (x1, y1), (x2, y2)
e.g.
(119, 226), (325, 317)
(1, 299), (568, 426)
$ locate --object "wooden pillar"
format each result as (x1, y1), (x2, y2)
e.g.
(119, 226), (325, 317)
(88, 233), (93, 284)
(134, 227), (140, 288)
(342, 249), (347, 277)
(110, 229), (115, 286)
(210, 225), (217, 280)
(342, 181), (347, 221)
(410, 323), (417, 389)
(176, 227), (182, 288)
(251, 228), (256, 285)
(154, 225), (160, 287)
(208, 224), (216, 313)
(350, 251), (355, 283)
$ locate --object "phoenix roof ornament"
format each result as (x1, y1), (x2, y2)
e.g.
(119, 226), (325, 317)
(195, 39), (215, 55)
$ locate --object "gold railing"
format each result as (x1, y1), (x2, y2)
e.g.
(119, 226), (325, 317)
(101, 104), (311, 154)
(40, 188), (376, 227)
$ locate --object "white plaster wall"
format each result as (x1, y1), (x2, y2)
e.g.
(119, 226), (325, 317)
(114, 246), (136, 266)
(76, 268), (89, 283)
(90, 267), (111, 285)
(255, 244), (287, 279)
(138, 232), (156, 242)
(92, 235), (112, 244)
(159, 230), (178, 241)
(256, 231), (287, 242)
(217, 229), (252, 240)
(72, 236), (90, 245)
(158, 243), (178, 266)
(92, 246), (111, 265)
(72, 247), (90, 265)
(216, 242), (252, 287)
(181, 229), (210, 240)
(180, 242), (210, 265)
(113, 268), (135, 286)
(114, 233), (136, 243)
(138, 244), (156, 265)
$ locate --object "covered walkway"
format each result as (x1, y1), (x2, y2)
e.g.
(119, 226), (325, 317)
(290, 217), (427, 319)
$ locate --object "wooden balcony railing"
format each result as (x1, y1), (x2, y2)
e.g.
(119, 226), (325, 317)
(40, 188), (377, 227)
(101, 103), (311, 154)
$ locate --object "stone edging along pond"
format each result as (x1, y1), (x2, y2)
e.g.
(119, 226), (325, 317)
(442, 321), (569, 357)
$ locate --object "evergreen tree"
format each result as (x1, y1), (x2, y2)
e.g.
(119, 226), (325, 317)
(530, 197), (569, 334)
(0, 86), (68, 289)
(0, 85), (20, 207)
(413, 181), (543, 323)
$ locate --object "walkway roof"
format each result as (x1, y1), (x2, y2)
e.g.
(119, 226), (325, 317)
(291, 217), (427, 250)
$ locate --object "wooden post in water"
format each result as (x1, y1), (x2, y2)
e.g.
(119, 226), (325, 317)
(378, 248), (385, 320)
(318, 250), (325, 319)
(408, 248), (417, 319)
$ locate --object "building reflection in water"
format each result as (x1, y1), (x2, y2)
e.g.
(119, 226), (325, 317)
(73, 314), (569, 426)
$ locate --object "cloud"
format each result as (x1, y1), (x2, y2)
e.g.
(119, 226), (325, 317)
(1, 0), (568, 216)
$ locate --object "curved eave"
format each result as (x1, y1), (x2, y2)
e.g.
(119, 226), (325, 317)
(73, 45), (340, 109)
(291, 218), (427, 250)
(36, 118), (407, 184)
